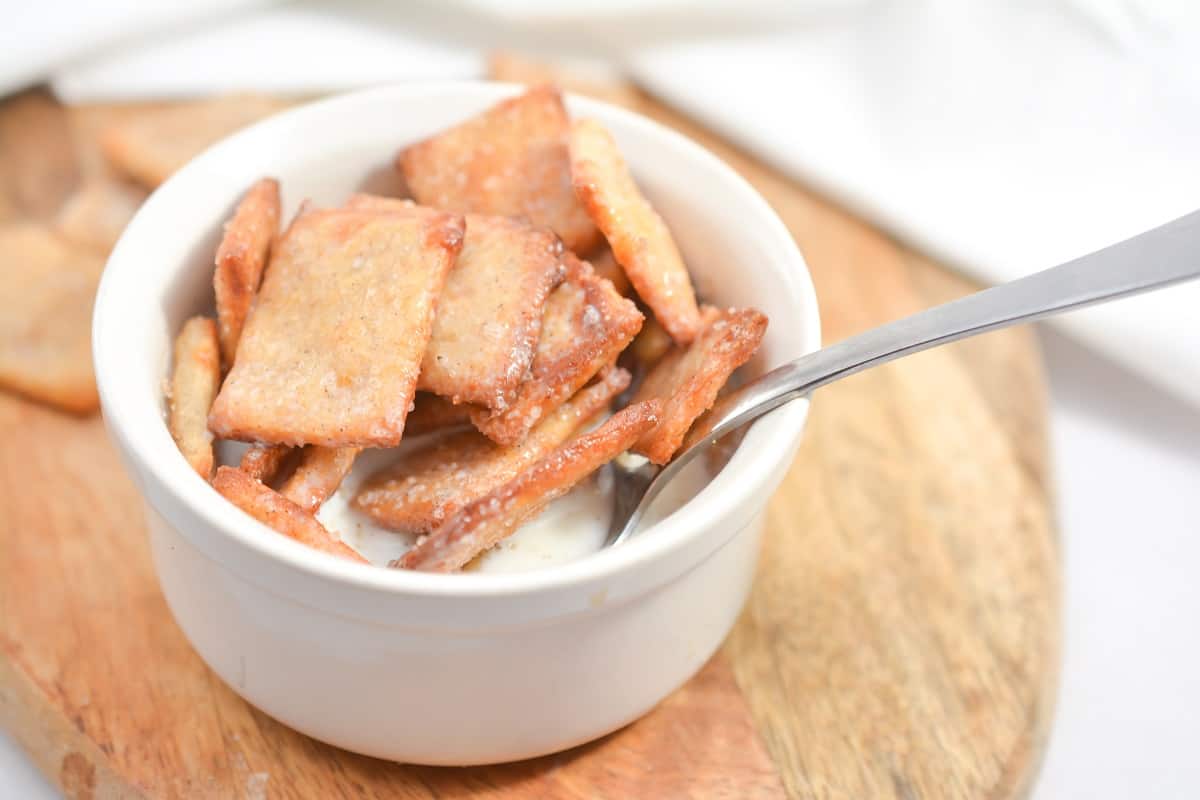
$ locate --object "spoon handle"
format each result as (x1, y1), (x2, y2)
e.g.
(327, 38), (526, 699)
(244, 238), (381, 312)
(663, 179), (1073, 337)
(685, 209), (1200, 454)
(601, 208), (1200, 541)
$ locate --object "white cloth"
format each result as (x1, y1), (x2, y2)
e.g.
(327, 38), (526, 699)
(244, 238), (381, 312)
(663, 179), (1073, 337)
(24, 0), (1200, 406)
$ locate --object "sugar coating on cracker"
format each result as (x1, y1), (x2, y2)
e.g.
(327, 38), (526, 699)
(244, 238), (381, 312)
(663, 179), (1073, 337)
(168, 316), (222, 479)
(279, 446), (361, 513)
(213, 466), (366, 563)
(631, 306), (768, 464)
(397, 85), (599, 253)
(208, 208), (464, 447)
(353, 367), (629, 534)
(569, 118), (701, 344)
(469, 252), (642, 445)
(214, 177), (280, 366)
(396, 398), (661, 572)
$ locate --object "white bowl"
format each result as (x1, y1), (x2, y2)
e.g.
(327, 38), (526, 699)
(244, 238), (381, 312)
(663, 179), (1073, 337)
(93, 82), (820, 765)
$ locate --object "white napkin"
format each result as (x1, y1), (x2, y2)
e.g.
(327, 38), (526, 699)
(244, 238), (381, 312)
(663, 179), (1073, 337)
(19, 0), (1200, 405)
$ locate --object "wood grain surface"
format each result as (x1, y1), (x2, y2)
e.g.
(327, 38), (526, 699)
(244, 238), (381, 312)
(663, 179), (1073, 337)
(0, 67), (1058, 799)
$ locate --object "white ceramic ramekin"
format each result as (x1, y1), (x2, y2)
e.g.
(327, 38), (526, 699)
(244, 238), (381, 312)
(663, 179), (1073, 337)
(93, 82), (820, 765)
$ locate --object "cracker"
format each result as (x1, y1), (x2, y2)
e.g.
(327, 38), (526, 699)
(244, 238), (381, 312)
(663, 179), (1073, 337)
(470, 253), (642, 445)
(626, 313), (673, 372)
(212, 466), (366, 563)
(396, 85), (599, 253)
(347, 195), (566, 408)
(630, 306), (767, 464)
(167, 316), (221, 479)
(354, 367), (629, 534)
(396, 398), (661, 572)
(0, 223), (104, 413)
(100, 95), (289, 189)
(586, 244), (631, 296)
(279, 446), (361, 513)
(214, 177), (281, 365)
(208, 208), (465, 447)
(568, 118), (701, 343)
(54, 176), (146, 253)
(239, 444), (292, 482)
(404, 392), (471, 436)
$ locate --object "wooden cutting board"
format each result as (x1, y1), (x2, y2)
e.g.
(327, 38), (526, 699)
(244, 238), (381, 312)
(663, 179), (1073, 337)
(0, 69), (1059, 799)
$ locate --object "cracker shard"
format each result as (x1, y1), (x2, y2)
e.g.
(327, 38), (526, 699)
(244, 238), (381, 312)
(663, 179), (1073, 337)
(100, 94), (289, 188)
(631, 306), (768, 465)
(279, 446), (361, 513)
(346, 195), (566, 409)
(404, 392), (472, 436)
(54, 176), (146, 254)
(397, 85), (599, 253)
(168, 316), (221, 479)
(0, 223), (104, 413)
(396, 398), (662, 573)
(470, 252), (642, 446)
(214, 177), (281, 366)
(354, 367), (630, 534)
(568, 117), (701, 344)
(212, 466), (366, 563)
(208, 208), (464, 447)
(239, 444), (292, 482)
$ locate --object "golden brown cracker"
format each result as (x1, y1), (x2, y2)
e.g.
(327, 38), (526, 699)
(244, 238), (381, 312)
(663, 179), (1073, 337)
(396, 398), (661, 572)
(419, 214), (565, 408)
(626, 313), (673, 372)
(631, 306), (767, 464)
(208, 208), (465, 447)
(397, 85), (599, 252)
(279, 446), (361, 513)
(586, 244), (631, 296)
(100, 95), (289, 188)
(214, 177), (281, 365)
(239, 444), (292, 483)
(568, 118), (701, 343)
(167, 316), (221, 479)
(354, 368), (629, 534)
(0, 223), (104, 413)
(212, 466), (366, 563)
(54, 176), (146, 253)
(347, 195), (567, 407)
(404, 392), (472, 436)
(470, 253), (642, 445)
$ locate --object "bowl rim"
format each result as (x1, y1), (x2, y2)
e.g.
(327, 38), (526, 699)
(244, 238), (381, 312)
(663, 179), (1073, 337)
(93, 80), (822, 600)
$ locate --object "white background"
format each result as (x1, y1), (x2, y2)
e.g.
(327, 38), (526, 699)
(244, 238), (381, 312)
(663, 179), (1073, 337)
(3, 1), (1199, 795)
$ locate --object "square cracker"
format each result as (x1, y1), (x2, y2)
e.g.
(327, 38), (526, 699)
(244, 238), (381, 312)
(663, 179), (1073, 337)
(396, 85), (599, 253)
(214, 177), (281, 365)
(396, 398), (662, 572)
(0, 223), (104, 413)
(213, 466), (366, 563)
(54, 176), (146, 254)
(470, 252), (642, 445)
(569, 118), (701, 344)
(167, 316), (221, 479)
(279, 446), (361, 513)
(208, 208), (465, 447)
(346, 195), (566, 409)
(353, 367), (629, 534)
(630, 306), (768, 465)
(101, 94), (290, 189)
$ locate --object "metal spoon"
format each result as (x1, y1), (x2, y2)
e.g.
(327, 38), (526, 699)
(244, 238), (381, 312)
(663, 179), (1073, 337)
(607, 209), (1200, 546)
